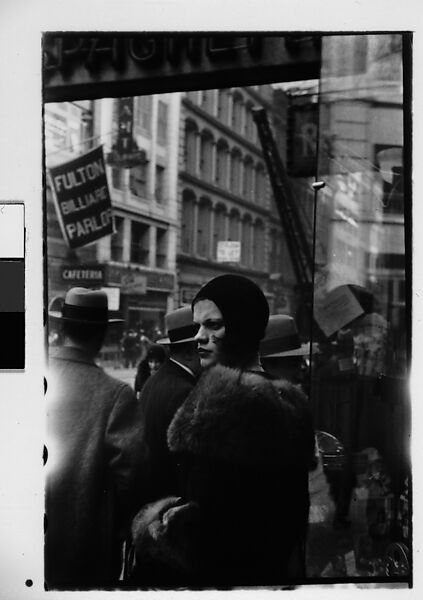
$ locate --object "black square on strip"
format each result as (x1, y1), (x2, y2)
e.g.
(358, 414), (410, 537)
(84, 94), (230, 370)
(0, 312), (25, 369)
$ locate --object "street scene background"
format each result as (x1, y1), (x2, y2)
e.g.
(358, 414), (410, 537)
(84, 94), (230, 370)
(44, 33), (410, 582)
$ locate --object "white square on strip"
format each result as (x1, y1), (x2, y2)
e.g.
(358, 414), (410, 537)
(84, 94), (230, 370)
(0, 203), (24, 258)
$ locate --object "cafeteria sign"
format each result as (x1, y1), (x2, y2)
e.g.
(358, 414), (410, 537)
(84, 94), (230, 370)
(48, 145), (113, 249)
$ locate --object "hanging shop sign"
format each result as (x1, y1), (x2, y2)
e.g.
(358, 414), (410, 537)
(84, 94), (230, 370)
(313, 284), (366, 338)
(179, 286), (198, 306)
(121, 271), (148, 295)
(287, 100), (319, 177)
(48, 145), (113, 249)
(43, 34), (321, 103)
(106, 264), (175, 291)
(106, 97), (147, 169)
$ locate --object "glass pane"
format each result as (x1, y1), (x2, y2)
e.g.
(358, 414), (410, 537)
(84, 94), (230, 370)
(43, 34), (411, 587)
(309, 34), (410, 580)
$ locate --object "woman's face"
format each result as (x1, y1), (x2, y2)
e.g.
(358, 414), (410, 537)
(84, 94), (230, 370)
(193, 299), (226, 369)
(148, 358), (162, 374)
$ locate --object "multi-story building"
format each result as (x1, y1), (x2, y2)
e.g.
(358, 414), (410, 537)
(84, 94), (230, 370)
(45, 85), (304, 345)
(176, 85), (287, 312)
(45, 93), (180, 342)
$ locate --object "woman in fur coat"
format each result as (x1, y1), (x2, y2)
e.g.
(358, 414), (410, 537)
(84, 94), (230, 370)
(130, 275), (315, 588)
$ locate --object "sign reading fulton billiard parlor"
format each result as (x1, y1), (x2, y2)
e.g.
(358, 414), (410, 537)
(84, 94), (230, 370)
(48, 145), (113, 249)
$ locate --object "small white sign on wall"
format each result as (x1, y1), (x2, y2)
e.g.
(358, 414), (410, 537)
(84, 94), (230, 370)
(217, 241), (241, 263)
(100, 287), (120, 311)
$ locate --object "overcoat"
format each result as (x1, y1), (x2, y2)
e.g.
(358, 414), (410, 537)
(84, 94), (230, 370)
(131, 365), (315, 588)
(139, 358), (197, 503)
(45, 346), (145, 589)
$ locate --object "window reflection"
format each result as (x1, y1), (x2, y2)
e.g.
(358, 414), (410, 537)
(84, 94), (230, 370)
(307, 33), (410, 579)
(43, 32), (411, 584)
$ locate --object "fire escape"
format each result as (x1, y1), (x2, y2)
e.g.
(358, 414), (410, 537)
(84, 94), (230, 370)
(252, 107), (315, 334)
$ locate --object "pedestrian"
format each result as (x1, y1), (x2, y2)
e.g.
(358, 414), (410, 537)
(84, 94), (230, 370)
(45, 288), (146, 589)
(137, 328), (152, 363)
(137, 307), (201, 503)
(131, 275), (315, 588)
(121, 329), (139, 368)
(260, 314), (318, 387)
(124, 306), (201, 585)
(134, 343), (167, 400)
(261, 316), (354, 533)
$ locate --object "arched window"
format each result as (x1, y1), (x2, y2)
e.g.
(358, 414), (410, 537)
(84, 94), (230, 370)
(181, 190), (196, 254)
(197, 198), (212, 257)
(255, 163), (267, 205)
(269, 228), (283, 273)
(232, 91), (244, 133)
(216, 139), (229, 188)
(245, 101), (256, 141)
(199, 130), (214, 182)
(243, 156), (254, 200)
(217, 89), (230, 125)
(230, 149), (242, 195)
(213, 203), (227, 259)
(228, 209), (240, 242)
(201, 89), (215, 114)
(185, 120), (198, 175)
(253, 219), (265, 269)
(241, 214), (253, 267)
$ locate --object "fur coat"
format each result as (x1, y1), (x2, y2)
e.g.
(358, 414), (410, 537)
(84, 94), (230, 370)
(131, 365), (315, 589)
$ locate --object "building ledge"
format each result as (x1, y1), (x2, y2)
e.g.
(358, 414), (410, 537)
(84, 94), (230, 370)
(177, 252), (269, 280)
(180, 171), (270, 217)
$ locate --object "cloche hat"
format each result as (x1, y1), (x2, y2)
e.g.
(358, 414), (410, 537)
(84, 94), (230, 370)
(48, 287), (123, 324)
(192, 274), (269, 349)
(156, 306), (199, 345)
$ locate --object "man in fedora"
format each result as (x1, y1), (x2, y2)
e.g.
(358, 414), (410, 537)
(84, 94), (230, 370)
(45, 287), (146, 589)
(137, 306), (201, 504)
(260, 314), (318, 386)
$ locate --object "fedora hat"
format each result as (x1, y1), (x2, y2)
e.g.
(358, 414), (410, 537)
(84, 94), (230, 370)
(48, 287), (123, 324)
(260, 314), (317, 358)
(156, 306), (199, 345)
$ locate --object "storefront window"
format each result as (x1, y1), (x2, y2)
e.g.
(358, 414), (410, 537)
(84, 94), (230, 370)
(308, 33), (410, 580)
(42, 32), (411, 587)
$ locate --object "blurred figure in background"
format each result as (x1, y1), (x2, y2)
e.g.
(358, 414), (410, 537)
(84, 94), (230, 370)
(260, 314), (317, 392)
(137, 307), (201, 503)
(121, 329), (139, 368)
(134, 343), (167, 400)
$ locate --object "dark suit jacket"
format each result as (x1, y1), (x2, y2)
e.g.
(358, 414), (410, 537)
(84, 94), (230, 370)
(45, 346), (145, 589)
(139, 358), (197, 503)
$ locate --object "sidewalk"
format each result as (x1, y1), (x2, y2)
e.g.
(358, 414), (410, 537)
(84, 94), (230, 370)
(103, 365), (137, 387)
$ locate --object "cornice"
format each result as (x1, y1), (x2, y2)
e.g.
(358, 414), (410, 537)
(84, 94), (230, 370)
(180, 171), (270, 217)
(177, 253), (270, 281)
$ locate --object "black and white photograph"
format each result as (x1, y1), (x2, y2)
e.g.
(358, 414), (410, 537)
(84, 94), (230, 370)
(0, 1), (421, 597)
